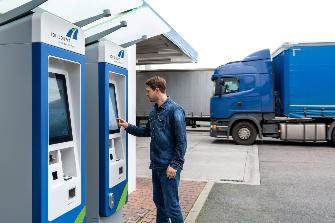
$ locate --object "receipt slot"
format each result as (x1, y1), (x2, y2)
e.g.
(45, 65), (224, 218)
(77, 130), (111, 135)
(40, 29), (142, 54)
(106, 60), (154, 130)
(86, 39), (128, 222)
(0, 8), (86, 223)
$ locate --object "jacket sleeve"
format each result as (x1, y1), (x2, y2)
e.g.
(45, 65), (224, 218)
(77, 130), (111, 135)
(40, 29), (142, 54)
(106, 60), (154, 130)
(170, 107), (187, 170)
(125, 120), (151, 137)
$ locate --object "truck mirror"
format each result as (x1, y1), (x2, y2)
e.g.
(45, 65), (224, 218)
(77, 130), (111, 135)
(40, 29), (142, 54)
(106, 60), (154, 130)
(215, 79), (223, 97)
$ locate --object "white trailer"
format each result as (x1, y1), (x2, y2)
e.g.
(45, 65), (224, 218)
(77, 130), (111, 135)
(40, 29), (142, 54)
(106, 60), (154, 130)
(136, 69), (214, 127)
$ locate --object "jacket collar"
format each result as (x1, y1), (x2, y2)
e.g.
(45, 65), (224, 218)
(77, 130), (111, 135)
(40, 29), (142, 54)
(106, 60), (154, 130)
(155, 97), (171, 111)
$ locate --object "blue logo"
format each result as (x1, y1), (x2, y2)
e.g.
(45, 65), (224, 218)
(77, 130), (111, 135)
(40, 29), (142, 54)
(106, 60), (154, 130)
(66, 28), (78, 40)
(118, 50), (125, 59)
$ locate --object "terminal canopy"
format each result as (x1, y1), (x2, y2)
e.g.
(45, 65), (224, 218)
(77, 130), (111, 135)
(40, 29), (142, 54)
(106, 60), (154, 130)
(0, 0), (142, 17)
(0, 0), (198, 64)
(82, 3), (170, 48)
(136, 29), (198, 64)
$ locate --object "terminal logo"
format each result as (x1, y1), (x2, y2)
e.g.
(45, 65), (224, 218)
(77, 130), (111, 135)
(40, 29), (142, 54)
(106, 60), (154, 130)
(110, 50), (126, 63)
(66, 28), (79, 40)
(118, 50), (125, 59)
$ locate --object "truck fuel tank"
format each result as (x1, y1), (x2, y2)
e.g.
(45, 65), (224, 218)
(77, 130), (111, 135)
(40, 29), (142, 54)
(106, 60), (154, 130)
(280, 123), (326, 141)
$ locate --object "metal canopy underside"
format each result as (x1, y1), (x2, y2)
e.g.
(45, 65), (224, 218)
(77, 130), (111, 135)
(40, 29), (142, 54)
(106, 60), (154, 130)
(135, 3), (198, 65)
(136, 30), (198, 65)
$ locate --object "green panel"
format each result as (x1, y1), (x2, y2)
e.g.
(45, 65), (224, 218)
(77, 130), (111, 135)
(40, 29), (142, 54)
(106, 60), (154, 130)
(117, 183), (128, 211)
(74, 206), (86, 223)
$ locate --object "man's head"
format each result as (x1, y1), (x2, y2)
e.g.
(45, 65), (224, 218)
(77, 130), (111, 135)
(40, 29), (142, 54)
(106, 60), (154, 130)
(145, 76), (167, 103)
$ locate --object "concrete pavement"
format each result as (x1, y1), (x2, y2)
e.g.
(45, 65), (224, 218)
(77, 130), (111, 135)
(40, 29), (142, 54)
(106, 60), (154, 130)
(196, 140), (335, 223)
(136, 131), (260, 185)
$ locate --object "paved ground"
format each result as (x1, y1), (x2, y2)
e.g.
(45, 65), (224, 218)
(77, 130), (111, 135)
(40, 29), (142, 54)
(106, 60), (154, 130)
(122, 131), (260, 222)
(196, 139), (335, 223)
(136, 131), (260, 185)
(122, 177), (206, 223)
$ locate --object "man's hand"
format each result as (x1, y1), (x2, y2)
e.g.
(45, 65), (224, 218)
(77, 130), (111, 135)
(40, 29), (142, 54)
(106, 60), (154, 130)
(166, 166), (177, 179)
(117, 118), (128, 129)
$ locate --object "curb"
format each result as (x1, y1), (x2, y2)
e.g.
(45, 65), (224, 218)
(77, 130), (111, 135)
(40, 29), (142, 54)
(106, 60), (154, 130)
(184, 181), (214, 223)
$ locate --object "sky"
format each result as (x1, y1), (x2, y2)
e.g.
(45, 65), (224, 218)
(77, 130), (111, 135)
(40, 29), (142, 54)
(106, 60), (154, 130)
(146, 0), (335, 69)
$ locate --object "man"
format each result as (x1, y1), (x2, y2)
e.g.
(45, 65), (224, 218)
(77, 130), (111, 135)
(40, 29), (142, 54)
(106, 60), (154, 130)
(118, 76), (187, 223)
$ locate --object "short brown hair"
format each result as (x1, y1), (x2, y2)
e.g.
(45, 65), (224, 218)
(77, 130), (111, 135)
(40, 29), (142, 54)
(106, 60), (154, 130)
(145, 76), (166, 93)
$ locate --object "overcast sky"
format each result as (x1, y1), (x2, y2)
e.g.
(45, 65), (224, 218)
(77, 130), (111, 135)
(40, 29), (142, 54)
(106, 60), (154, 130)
(146, 0), (335, 69)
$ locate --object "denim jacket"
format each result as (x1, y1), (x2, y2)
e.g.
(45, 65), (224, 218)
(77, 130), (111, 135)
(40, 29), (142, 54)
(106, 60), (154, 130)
(126, 98), (187, 170)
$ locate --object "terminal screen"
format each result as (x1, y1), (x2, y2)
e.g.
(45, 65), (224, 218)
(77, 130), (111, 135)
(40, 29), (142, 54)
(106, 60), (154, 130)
(109, 83), (120, 134)
(48, 73), (73, 144)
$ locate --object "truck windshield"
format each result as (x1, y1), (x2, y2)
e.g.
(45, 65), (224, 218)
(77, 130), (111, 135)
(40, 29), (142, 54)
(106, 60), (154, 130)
(213, 78), (239, 96)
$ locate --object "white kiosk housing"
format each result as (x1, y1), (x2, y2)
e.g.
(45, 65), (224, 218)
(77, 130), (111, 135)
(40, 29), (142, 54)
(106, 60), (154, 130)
(86, 39), (128, 223)
(0, 8), (86, 223)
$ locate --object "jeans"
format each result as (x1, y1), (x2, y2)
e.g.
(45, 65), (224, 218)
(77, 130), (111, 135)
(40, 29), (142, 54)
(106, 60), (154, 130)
(152, 168), (183, 223)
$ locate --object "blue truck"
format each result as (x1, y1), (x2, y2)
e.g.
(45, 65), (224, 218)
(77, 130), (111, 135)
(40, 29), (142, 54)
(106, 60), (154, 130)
(210, 42), (335, 145)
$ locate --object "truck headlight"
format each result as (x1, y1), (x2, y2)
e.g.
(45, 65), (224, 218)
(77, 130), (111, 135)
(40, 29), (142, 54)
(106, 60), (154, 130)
(211, 125), (217, 129)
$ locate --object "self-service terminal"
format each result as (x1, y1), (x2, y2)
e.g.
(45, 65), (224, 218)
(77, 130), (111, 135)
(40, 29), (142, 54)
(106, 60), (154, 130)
(0, 6), (86, 223)
(86, 39), (128, 223)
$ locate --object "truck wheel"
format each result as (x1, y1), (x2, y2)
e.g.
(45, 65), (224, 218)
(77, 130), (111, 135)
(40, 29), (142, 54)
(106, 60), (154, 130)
(231, 121), (257, 145)
(332, 129), (335, 145)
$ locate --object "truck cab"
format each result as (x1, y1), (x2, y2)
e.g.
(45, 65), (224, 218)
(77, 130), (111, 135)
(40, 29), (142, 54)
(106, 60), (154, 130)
(210, 49), (275, 144)
(211, 43), (335, 145)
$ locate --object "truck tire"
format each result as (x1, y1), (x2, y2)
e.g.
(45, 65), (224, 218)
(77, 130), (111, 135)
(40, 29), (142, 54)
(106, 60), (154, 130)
(231, 121), (257, 145)
(332, 129), (335, 145)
